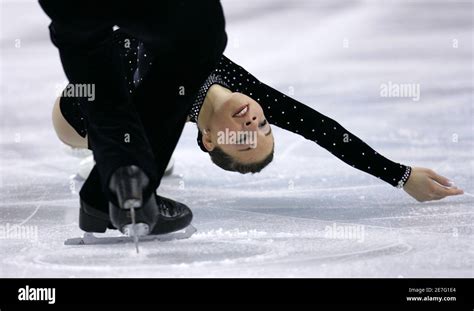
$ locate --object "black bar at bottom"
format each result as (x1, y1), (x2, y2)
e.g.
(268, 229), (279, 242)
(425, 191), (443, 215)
(0, 278), (471, 306)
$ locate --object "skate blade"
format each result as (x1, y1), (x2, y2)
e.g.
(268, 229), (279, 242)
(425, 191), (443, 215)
(123, 223), (150, 237)
(64, 225), (197, 246)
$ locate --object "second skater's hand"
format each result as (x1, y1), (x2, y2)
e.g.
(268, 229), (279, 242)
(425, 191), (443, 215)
(403, 167), (464, 202)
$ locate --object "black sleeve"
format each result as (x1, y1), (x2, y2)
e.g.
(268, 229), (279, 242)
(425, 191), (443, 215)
(212, 55), (411, 188)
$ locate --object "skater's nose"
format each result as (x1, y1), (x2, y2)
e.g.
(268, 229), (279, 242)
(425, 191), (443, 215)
(244, 116), (258, 130)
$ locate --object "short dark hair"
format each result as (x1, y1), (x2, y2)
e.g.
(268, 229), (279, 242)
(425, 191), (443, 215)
(209, 144), (274, 174)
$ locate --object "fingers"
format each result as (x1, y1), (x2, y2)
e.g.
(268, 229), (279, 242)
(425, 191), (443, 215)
(431, 181), (464, 199)
(440, 187), (464, 196)
(427, 169), (452, 187)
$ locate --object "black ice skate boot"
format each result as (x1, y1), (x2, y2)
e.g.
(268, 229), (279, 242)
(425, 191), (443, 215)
(107, 165), (159, 238)
(79, 165), (193, 235)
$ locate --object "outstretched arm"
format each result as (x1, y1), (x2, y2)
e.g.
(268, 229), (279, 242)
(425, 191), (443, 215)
(208, 56), (463, 201)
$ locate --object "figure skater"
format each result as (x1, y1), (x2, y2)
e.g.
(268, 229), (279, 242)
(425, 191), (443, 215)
(52, 32), (463, 233)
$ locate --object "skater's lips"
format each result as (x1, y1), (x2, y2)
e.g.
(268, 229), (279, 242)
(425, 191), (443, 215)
(233, 104), (249, 118)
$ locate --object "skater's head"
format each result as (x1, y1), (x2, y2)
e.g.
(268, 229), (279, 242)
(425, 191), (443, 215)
(198, 91), (274, 174)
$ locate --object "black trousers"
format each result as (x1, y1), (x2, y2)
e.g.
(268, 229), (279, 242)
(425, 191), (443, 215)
(39, 0), (227, 202)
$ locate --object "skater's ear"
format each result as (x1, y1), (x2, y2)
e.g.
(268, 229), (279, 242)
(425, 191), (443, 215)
(201, 129), (215, 152)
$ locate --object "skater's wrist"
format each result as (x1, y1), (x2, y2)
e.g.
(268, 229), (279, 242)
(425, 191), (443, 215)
(397, 166), (412, 189)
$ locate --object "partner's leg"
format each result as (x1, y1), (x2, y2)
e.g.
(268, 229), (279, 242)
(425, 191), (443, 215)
(41, 0), (226, 235)
(41, 24), (158, 204)
(40, 0), (227, 199)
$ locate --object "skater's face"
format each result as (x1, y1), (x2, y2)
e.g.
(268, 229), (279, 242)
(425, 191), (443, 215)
(202, 92), (274, 165)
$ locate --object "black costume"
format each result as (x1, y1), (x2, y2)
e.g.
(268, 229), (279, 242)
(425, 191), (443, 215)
(60, 33), (411, 189)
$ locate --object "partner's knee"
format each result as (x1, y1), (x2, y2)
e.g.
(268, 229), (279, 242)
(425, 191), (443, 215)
(52, 97), (88, 149)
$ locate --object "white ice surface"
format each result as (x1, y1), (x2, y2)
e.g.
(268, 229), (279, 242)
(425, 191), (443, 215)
(0, 0), (473, 277)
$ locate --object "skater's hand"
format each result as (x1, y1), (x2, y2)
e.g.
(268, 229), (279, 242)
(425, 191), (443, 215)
(403, 167), (463, 202)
